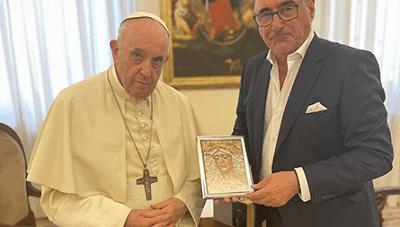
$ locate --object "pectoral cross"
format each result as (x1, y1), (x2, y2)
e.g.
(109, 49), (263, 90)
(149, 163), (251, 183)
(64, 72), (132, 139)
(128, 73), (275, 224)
(136, 168), (158, 200)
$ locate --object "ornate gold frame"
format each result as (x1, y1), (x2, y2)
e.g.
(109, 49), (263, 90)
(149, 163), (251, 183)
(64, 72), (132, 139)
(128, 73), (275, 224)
(160, 0), (260, 88)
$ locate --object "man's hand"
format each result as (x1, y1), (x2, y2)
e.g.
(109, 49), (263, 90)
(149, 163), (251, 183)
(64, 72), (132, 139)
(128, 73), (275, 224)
(150, 197), (188, 226)
(213, 197), (245, 204)
(246, 171), (299, 207)
(124, 208), (169, 227)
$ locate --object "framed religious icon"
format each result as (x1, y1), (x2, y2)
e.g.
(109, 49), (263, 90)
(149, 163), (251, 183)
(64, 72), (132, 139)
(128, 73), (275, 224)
(160, 0), (266, 88)
(197, 135), (254, 198)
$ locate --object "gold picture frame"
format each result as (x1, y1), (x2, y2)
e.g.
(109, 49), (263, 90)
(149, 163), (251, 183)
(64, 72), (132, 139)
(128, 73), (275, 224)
(197, 135), (254, 198)
(160, 0), (265, 88)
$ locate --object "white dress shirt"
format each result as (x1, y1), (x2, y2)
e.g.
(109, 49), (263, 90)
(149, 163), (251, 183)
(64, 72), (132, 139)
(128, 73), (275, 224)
(260, 31), (315, 202)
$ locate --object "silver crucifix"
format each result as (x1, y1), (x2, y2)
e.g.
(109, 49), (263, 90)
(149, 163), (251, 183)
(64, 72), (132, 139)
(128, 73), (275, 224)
(136, 168), (158, 200)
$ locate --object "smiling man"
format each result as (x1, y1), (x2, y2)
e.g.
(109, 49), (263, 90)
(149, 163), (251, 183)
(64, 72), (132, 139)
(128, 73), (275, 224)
(232, 0), (394, 227)
(27, 12), (204, 227)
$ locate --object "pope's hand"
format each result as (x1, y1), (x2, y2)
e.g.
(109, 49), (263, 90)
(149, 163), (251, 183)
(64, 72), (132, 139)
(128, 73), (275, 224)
(124, 208), (168, 227)
(246, 171), (299, 207)
(150, 197), (188, 227)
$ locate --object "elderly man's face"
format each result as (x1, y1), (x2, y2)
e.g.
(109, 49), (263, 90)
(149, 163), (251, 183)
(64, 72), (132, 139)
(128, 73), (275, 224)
(110, 18), (169, 99)
(254, 0), (315, 57)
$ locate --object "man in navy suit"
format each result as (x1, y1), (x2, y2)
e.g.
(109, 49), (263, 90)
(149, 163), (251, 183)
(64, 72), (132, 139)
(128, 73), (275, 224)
(232, 0), (394, 226)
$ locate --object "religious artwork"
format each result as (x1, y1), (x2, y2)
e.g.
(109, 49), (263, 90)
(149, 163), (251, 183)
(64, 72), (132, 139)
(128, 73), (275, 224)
(197, 136), (253, 198)
(160, 0), (266, 88)
(136, 168), (157, 201)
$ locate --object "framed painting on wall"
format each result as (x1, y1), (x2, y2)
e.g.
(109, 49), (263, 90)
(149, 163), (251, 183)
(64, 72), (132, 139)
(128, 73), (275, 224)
(160, 0), (266, 88)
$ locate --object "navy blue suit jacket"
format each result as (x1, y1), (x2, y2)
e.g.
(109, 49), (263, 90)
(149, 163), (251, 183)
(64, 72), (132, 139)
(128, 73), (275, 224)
(233, 35), (393, 227)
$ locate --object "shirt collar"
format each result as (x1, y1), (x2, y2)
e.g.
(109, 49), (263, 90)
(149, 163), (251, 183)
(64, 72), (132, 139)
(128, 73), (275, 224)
(266, 31), (315, 64)
(108, 65), (151, 103)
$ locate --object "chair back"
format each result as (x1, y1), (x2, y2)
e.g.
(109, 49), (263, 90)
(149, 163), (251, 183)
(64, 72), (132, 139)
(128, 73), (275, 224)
(0, 123), (30, 225)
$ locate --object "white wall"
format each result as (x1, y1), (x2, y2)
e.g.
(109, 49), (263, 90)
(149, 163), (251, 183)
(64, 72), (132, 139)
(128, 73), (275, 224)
(182, 88), (239, 134)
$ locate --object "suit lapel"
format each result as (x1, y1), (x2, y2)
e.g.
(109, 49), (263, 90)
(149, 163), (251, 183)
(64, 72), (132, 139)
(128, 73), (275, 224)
(275, 36), (325, 152)
(250, 56), (271, 171)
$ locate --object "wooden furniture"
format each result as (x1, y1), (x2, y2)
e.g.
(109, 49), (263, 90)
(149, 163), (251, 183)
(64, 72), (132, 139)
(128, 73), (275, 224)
(200, 218), (230, 227)
(375, 186), (400, 227)
(213, 200), (254, 227)
(0, 123), (40, 226)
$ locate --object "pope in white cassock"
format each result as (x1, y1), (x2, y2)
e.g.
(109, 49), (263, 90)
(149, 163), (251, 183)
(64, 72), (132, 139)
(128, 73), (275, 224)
(27, 12), (204, 227)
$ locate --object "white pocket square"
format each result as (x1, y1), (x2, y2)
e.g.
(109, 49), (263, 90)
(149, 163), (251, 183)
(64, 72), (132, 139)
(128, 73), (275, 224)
(306, 102), (328, 114)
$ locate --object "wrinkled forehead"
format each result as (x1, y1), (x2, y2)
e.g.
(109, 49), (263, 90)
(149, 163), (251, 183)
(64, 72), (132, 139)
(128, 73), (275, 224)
(118, 19), (170, 53)
(119, 17), (169, 38)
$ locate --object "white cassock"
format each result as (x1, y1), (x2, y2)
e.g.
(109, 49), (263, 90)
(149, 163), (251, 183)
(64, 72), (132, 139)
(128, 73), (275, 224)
(27, 65), (204, 227)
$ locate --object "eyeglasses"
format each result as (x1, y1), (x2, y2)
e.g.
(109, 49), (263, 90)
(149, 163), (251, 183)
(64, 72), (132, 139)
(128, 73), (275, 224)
(253, 0), (306, 27)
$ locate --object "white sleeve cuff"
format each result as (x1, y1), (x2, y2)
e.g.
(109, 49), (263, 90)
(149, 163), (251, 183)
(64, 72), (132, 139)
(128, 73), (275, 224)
(294, 167), (311, 202)
(40, 186), (132, 227)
